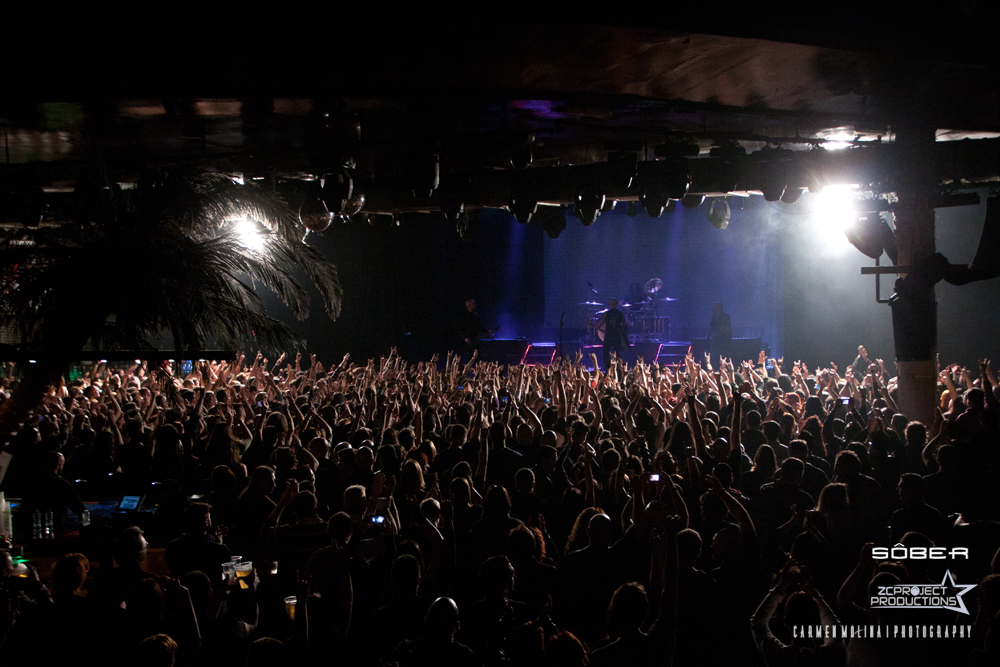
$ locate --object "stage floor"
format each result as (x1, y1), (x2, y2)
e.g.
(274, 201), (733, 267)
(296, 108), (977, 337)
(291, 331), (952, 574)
(477, 337), (763, 367)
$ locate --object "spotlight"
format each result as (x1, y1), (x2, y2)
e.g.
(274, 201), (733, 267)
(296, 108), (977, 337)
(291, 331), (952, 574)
(299, 195), (332, 232)
(709, 142), (746, 192)
(845, 213), (885, 259)
(322, 170), (353, 214)
(509, 195), (538, 224)
(760, 164), (786, 202)
(576, 188), (605, 226)
(439, 186), (465, 222)
(780, 187), (803, 204)
(601, 198), (617, 213)
(640, 188), (668, 217)
(409, 153), (440, 197)
(535, 205), (566, 238)
(664, 159), (691, 200)
(707, 199), (731, 230)
(443, 200), (465, 221)
(665, 199), (677, 213)
(343, 193), (365, 216)
(510, 146), (533, 170)
(234, 216), (268, 249)
(682, 194), (705, 209)
(607, 152), (638, 189)
(456, 211), (471, 240)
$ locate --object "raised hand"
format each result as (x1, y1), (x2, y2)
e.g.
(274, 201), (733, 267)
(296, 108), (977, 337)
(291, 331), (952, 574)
(279, 479), (299, 506)
(372, 471), (386, 498)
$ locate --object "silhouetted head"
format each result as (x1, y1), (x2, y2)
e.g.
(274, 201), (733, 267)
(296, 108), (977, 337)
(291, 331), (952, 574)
(587, 513), (613, 548)
(425, 597), (461, 639)
(608, 582), (648, 632)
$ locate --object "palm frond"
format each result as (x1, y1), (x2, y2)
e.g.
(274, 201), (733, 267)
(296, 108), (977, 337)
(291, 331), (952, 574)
(0, 163), (341, 357)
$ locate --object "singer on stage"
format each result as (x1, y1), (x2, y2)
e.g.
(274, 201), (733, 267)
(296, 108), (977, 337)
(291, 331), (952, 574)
(598, 298), (629, 369)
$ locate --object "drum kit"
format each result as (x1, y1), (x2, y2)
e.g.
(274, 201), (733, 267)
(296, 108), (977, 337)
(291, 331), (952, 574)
(582, 278), (676, 343)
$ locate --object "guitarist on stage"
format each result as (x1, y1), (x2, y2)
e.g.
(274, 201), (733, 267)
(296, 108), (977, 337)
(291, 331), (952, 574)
(598, 298), (629, 370)
(460, 299), (497, 359)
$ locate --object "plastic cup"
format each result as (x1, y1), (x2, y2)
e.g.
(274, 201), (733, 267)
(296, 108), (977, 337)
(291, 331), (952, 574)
(235, 561), (252, 588)
(284, 596), (297, 621)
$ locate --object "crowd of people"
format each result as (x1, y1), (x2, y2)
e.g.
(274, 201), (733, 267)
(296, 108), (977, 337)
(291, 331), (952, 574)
(0, 345), (998, 666)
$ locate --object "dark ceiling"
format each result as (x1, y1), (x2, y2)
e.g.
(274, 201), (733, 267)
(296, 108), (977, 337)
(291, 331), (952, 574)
(3, 12), (999, 223)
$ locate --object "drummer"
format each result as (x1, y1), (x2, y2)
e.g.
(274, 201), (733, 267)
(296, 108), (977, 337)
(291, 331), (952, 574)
(627, 282), (648, 307)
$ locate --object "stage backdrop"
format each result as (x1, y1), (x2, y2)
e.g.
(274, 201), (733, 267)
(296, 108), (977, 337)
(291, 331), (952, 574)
(256, 193), (998, 370)
(542, 199), (785, 355)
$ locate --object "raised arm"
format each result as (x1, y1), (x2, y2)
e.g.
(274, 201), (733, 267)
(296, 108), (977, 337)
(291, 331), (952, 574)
(730, 391), (743, 455)
(648, 515), (679, 653)
(708, 474), (754, 536)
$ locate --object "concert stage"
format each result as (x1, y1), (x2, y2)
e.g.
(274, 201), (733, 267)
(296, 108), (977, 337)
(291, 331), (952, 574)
(477, 338), (764, 368)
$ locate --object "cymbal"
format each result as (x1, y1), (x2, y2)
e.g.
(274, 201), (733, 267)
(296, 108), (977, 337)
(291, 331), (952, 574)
(658, 297), (678, 301)
(595, 308), (609, 314)
(579, 301), (604, 306)
(644, 278), (663, 295)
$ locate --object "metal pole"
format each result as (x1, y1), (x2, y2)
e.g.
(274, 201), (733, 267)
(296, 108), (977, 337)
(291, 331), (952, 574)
(892, 126), (938, 426)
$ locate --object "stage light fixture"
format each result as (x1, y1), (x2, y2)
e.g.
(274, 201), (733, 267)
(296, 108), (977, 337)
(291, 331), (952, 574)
(664, 159), (691, 200)
(510, 146), (533, 170)
(456, 211), (471, 240)
(601, 198), (617, 213)
(321, 170), (353, 214)
(844, 213), (886, 259)
(576, 188), (605, 226)
(438, 184), (465, 222)
(709, 142), (746, 192)
(607, 152), (638, 189)
(760, 164), (787, 202)
(681, 194), (705, 209)
(640, 188), (668, 217)
(535, 205), (567, 238)
(509, 195), (538, 224)
(298, 196), (332, 233)
(707, 199), (730, 230)
(442, 200), (465, 221)
(234, 216), (269, 249)
(780, 187), (803, 204)
(408, 153), (440, 197)
(343, 193), (365, 216)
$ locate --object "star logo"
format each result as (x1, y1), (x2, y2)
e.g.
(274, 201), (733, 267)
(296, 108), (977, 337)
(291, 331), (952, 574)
(871, 569), (977, 614)
(939, 570), (977, 615)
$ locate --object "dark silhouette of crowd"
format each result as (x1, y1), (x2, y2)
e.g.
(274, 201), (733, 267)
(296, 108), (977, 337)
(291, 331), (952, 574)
(0, 347), (998, 667)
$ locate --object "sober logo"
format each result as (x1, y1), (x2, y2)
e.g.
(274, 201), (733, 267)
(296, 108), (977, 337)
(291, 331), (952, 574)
(872, 544), (969, 561)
